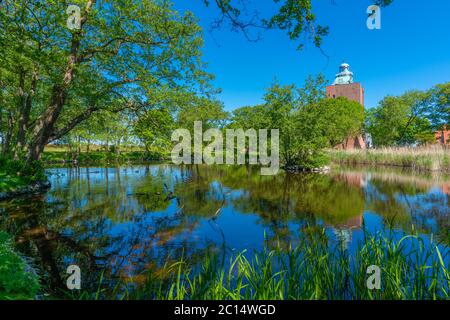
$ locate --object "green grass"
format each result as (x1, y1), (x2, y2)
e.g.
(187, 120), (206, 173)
(0, 172), (29, 192)
(69, 228), (449, 300)
(42, 151), (166, 165)
(0, 157), (46, 193)
(0, 232), (40, 300)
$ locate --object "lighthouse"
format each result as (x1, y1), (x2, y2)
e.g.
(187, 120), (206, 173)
(326, 63), (364, 106)
(326, 63), (366, 149)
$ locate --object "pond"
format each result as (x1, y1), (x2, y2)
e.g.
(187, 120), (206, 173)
(0, 164), (449, 296)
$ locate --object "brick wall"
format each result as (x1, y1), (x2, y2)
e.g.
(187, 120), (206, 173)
(435, 126), (450, 144)
(326, 83), (364, 106)
(325, 83), (366, 150)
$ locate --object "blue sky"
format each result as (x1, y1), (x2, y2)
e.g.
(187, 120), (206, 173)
(173, 0), (450, 111)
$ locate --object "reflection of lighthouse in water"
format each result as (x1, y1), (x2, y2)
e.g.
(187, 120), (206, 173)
(333, 228), (353, 248)
(330, 172), (368, 248)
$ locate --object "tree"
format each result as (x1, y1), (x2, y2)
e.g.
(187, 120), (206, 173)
(428, 82), (450, 130)
(201, 0), (393, 50)
(230, 105), (270, 130)
(293, 97), (364, 167)
(366, 90), (436, 146)
(132, 93), (227, 157)
(176, 96), (228, 131)
(0, 0), (397, 165)
(230, 76), (364, 167)
(315, 97), (365, 147)
(134, 107), (175, 157)
(0, 0), (212, 162)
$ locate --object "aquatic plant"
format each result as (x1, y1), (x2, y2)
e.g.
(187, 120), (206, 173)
(330, 146), (450, 172)
(70, 228), (449, 300)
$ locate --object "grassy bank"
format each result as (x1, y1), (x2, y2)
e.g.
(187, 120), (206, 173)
(42, 144), (168, 165)
(0, 157), (46, 193)
(0, 232), (40, 300)
(330, 146), (450, 172)
(70, 228), (449, 300)
(42, 151), (166, 165)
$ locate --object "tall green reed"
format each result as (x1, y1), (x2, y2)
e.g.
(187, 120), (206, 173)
(69, 227), (449, 300)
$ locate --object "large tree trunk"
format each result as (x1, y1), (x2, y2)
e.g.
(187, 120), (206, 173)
(26, 0), (95, 162)
(27, 90), (65, 161)
(15, 69), (27, 155)
(15, 67), (39, 158)
(27, 52), (78, 161)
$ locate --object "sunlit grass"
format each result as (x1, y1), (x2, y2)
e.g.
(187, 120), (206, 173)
(330, 146), (450, 172)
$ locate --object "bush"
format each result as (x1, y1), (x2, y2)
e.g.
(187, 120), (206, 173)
(0, 157), (46, 192)
(0, 232), (40, 300)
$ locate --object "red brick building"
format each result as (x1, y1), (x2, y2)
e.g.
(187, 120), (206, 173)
(326, 63), (367, 150)
(326, 82), (365, 106)
(435, 125), (449, 145)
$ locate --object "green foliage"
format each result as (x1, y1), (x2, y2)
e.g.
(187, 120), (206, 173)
(230, 75), (364, 167)
(428, 82), (450, 130)
(201, 0), (393, 51)
(318, 97), (365, 146)
(134, 108), (176, 157)
(132, 95), (228, 156)
(0, 0), (213, 160)
(76, 228), (449, 300)
(0, 157), (46, 192)
(176, 96), (229, 131)
(366, 84), (450, 147)
(0, 232), (40, 300)
(264, 0), (329, 49)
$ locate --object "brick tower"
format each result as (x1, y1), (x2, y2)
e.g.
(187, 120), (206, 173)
(326, 63), (366, 149)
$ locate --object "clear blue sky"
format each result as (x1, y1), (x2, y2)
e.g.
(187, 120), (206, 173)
(173, 0), (450, 111)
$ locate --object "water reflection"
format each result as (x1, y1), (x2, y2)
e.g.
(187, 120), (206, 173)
(0, 164), (448, 295)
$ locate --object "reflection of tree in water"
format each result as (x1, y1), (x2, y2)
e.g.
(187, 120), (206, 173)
(1, 164), (448, 296)
(0, 166), (217, 297)
(174, 165), (227, 218)
(182, 166), (366, 250)
(365, 176), (450, 244)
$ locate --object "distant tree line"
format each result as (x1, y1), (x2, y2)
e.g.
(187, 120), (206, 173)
(365, 83), (449, 147)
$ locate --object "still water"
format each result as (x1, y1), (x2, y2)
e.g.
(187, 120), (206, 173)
(0, 164), (449, 294)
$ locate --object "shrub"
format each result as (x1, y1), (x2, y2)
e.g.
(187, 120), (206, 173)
(0, 232), (40, 300)
(0, 157), (46, 192)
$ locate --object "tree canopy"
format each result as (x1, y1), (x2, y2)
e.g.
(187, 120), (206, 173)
(201, 0), (394, 50)
(365, 84), (449, 147)
(230, 76), (365, 167)
(0, 0), (214, 161)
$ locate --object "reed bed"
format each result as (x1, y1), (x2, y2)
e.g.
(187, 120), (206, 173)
(330, 146), (450, 172)
(72, 228), (450, 300)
